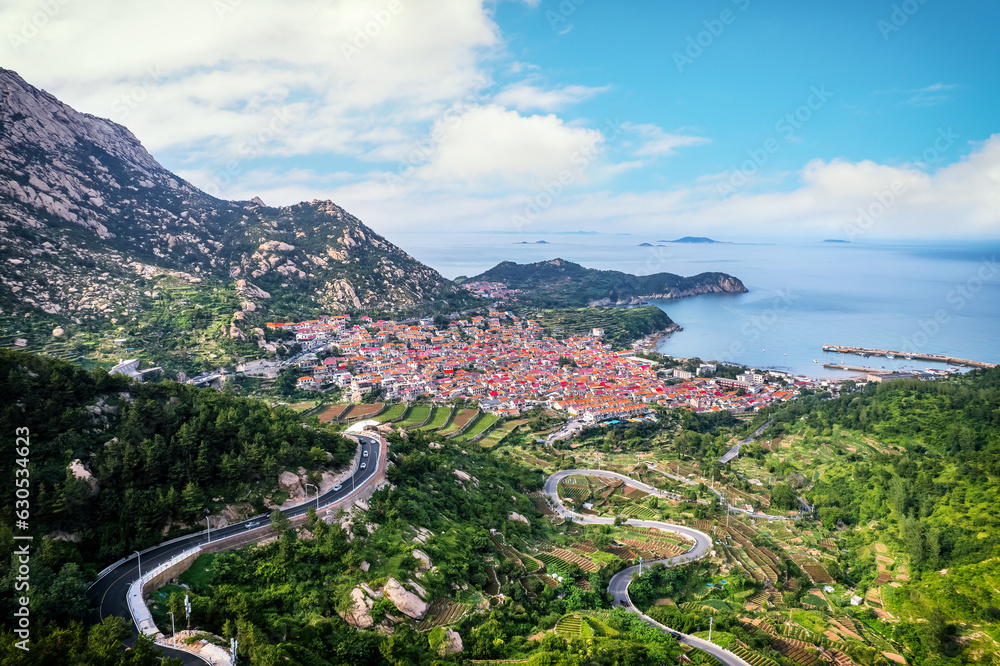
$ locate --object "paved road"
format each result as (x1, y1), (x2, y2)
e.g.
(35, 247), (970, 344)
(87, 435), (383, 664)
(720, 418), (772, 464)
(545, 469), (751, 666)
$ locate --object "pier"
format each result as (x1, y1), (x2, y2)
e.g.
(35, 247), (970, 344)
(822, 345), (997, 369)
(822, 364), (890, 374)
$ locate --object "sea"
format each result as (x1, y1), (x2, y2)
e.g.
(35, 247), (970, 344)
(385, 231), (1000, 378)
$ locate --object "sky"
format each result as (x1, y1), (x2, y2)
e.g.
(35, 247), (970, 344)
(2, 0), (999, 241)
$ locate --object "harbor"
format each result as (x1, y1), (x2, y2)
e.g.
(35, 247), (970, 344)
(822, 345), (997, 369)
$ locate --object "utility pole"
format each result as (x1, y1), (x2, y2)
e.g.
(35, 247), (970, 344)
(230, 638), (239, 665)
(206, 514), (211, 544)
(185, 594), (191, 629)
(709, 616), (714, 642)
(305, 483), (319, 511)
(134, 550), (141, 580)
(169, 612), (176, 645)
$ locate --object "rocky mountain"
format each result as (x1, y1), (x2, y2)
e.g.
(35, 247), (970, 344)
(462, 258), (748, 307)
(0, 67), (472, 333)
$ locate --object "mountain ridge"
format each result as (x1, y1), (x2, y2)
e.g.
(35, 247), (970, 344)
(0, 68), (473, 329)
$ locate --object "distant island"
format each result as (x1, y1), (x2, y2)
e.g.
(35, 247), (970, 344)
(638, 242), (654, 247)
(461, 258), (748, 307)
(822, 239), (851, 243)
(658, 236), (726, 244)
(514, 240), (550, 244)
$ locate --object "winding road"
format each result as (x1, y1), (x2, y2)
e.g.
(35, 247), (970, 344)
(544, 469), (752, 666)
(87, 434), (384, 665)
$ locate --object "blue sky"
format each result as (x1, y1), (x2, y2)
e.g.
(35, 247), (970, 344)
(2, 0), (998, 239)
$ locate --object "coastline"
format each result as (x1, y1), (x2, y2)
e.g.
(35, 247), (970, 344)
(632, 322), (682, 351)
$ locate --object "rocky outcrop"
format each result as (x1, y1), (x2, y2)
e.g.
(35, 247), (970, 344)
(383, 578), (429, 619)
(412, 549), (432, 570)
(442, 629), (464, 655)
(508, 512), (530, 524)
(343, 588), (373, 628)
(278, 471), (305, 499)
(68, 459), (99, 494)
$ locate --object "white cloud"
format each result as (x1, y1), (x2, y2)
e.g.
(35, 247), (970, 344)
(905, 83), (956, 107)
(300, 133), (1000, 239)
(625, 122), (710, 158)
(494, 83), (609, 112)
(0, 0), (500, 157)
(406, 104), (606, 189)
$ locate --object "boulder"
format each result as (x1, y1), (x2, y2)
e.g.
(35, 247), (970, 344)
(383, 578), (428, 619)
(345, 588), (373, 628)
(278, 471), (304, 498)
(412, 549), (432, 570)
(443, 629), (464, 654)
(508, 512), (530, 525)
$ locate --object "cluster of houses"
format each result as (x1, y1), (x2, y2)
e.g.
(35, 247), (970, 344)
(461, 280), (520, 301)
(247, 313), (801, 418)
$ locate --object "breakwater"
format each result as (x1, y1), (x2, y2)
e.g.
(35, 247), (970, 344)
(822, 345), (996, 369)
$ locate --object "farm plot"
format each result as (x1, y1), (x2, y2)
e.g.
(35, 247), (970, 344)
(375, 403), (408, 422)
(454, 413), (498, 441)
(558, 483), (591, 501)
(731, 645), (780, 666)
(396, 405), (432, 427)
(477, 418), (530, 448)
(620, 505), (658, 520)
(416, 407), (452, 431)
(437, 408), (479, 436)
(546, 548), (600, 573)
(341, 403), (384, 421)
(316, 404), (350, 423)
(555, 615), (584, 637)
(801, 562), (835, 585)
(414, 599), (471, 631)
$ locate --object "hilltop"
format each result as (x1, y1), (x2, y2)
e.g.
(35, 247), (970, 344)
(462, 258), (747, 307)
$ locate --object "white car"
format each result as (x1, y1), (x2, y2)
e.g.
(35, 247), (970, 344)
(363, 450), (369, 457)
(245, 521), (261, 529)
(360, 462), (367, 469)
(333, 484), (343, 491)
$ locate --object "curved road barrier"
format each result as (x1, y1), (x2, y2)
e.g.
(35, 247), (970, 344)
(89, 434), (386, 666)
(545, 469), (752, 666)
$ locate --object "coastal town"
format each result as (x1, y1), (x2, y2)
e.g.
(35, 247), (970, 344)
(175, 311), (817, 421)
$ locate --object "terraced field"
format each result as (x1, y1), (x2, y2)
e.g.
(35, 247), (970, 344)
(414, 599), (472, 631)
(374, 403), (408, 422)
(415, 407), (452, 430)
(555, 614), (593, 638)
(396, 405), (432, 427)
(547, 547), (600, 573)
(478, 418), (530, 448)
(437, 408), (479, 436)
(341, 403), (385, 421)
(455, 413), (498, 441)
(731, 645), (780, 666)
(316, 404), (350, 423)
